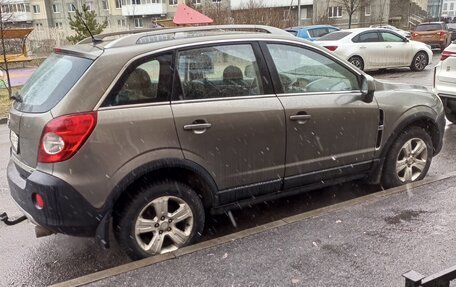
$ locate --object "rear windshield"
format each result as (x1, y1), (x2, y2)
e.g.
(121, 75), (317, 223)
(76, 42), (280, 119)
(318, 31), (352, 41)
(14, 53), (93, 113)
(415, 24), (443, 31)
(286, 30), (298, 36)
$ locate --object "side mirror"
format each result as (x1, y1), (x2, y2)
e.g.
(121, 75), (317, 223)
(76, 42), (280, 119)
(361, 74), (375, 103)
(404, 38), (409, 42)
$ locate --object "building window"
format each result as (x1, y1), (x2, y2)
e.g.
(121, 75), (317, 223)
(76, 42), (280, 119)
(118, 19), (126, 27)
(35, 23), (43, 30)
(328, 6), (342, 18)
(192, 0), (201, 3)
(451, 3), (455, 10)
(101, 0), (108, 9)
(115, 0), (122, 8)
(132, 0), (141, 4)
(134, 18), (143, 28)
(443, 3), (448, 11)
(52, 3), (61, 13)
(85, 1), (94, 10)
(169, 0), (177, 5)
(212, 0), (221, 2)
(32, 4), (40, 13)
(365, 4), (371, 16)
(55, 22), (63, 29)
(67, 3), (76, 12)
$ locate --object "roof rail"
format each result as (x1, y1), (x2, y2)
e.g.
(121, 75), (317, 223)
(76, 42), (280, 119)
(103, 25), (292, 48)
(78, 28), (165, 44)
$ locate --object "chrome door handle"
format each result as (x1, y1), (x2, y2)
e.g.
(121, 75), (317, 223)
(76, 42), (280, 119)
(386, 45), (392, 48)
(290, 114), (311, 121)
(183, 122), (212, 134)
(360, 46), (367, 49)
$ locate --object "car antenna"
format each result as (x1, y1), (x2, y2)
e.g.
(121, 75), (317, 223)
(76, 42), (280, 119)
(72, 4), (102, 45)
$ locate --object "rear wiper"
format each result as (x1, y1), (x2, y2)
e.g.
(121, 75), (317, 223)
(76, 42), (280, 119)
(10, 92), (23, 103)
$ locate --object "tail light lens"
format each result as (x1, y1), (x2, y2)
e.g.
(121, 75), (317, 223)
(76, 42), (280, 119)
(38, 112), (97, 163)
(412, 33), (418, 38)
(324, 45), (338, 51)
(440, 50), (456, 61)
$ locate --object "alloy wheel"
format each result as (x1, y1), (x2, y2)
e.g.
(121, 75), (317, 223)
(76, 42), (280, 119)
(395, 138), (428, 183)
(134, 195), (194, 255)
(414, 54), (427, 71)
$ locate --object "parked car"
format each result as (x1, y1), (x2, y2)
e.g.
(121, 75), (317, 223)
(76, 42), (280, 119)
(315, 28), (433, 71)
(447, 23), (456, 41)
(434, 42), (456, 123)
(6, 25), (445, 260)
(411, 22), (451, 50)
(369, 24), (411, 38)
(286, 25), (340, 41)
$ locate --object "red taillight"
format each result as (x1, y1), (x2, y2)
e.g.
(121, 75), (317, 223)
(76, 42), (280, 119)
(33, 193), (44, 209)
(324, 45), (338, 51)
(38, 112), (97, 163)
(412, 33), (418, 38)
(440, 50), (456, 61)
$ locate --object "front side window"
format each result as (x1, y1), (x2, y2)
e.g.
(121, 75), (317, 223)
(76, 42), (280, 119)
(176, 44), (264, 100)
(267, 44), (359, 94)
(381, 32), (403, 42)
(103, 53), (173, 106)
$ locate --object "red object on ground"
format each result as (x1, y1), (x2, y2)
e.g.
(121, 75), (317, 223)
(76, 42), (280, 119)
(173, 4), (214, 25)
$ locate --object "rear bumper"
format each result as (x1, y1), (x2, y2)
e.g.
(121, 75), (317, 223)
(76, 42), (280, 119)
(7, 160), (104, 237)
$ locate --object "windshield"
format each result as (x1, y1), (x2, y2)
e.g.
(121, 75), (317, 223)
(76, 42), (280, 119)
(318, 31), (352, 41)
(13, 53), (93, 113)
(415, 24), (443, 31)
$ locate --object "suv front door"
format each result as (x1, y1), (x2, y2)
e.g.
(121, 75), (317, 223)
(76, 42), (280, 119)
(263, 42), (379, 189)
(172, 43), (286, 202)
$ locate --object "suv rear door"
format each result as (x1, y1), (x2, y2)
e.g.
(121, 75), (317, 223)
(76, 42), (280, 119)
(172, 42), (286, 201)
(262, 42), (379, 189)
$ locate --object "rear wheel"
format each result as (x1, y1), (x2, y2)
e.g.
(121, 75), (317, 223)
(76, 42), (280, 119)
(348, 56), (364, 70)
(114, 181), (205, 260)
(381, 127), (433, 189)
(410, 52), (428, 71)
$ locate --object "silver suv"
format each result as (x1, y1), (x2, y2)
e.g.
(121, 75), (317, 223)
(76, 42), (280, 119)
(7, 25), (445, 260)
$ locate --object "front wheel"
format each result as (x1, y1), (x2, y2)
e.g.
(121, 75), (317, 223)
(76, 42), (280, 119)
(114, 181), (205, 260)
(444, 98), (456, 123)
(410, 52), (428, 71)
(381, 127), (433, 189)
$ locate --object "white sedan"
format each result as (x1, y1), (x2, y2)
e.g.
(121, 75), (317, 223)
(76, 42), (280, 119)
(315, 28), (433, 71)
(434, 43), (456, 123)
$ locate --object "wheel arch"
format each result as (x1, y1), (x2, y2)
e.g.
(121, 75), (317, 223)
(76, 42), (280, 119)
(109, 158), (219, 215)
(368, 111), (442, 184)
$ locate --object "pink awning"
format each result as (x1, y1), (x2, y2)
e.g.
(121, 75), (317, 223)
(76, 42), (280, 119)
(173, 4), (213, 25)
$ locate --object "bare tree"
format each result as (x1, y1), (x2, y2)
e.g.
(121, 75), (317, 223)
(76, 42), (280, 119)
(0, 2), (17, 97)
(335, 0), (363, 28)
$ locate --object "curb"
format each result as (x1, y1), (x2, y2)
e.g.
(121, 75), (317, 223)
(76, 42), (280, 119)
(50, 171), (456, 287)
(0, 118), (6, 125)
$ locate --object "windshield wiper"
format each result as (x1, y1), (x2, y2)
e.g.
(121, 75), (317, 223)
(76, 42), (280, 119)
(10, 92), (23, 103)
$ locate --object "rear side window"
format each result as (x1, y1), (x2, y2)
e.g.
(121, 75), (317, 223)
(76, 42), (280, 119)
(286, 30), (298, 36)
(416, 24), (443, 31)
(318, 31), (352, 41)
(103, 53), (173, 106)
(353, 32), (381, 43)
(308, 28), (328, 38)
(14, 53), (92, 113)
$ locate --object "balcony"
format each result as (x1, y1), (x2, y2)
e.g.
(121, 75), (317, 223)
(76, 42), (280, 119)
(121, 3), (167, 16)
(4, 12), (33, 22)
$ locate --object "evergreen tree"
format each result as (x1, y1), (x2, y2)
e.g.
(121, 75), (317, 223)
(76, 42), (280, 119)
(67, 4), (108, 44)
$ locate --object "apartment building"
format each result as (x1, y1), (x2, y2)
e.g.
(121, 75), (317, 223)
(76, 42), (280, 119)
(442, 0), (456, 18)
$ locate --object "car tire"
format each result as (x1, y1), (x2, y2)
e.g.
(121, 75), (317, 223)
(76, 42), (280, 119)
(445, 99), (456, 123)
(348, 56), (364, 70)
(381, 126), (433, 189)
(410, 52), (428, 72)
(114, 181), (205, 260)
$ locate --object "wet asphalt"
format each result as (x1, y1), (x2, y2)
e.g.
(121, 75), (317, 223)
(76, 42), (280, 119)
(1, 53), (455, 286)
